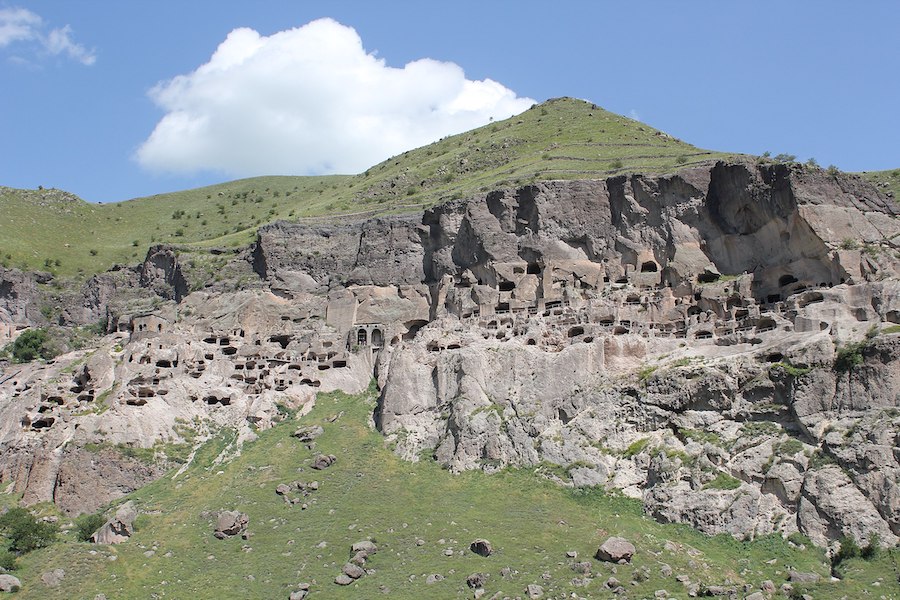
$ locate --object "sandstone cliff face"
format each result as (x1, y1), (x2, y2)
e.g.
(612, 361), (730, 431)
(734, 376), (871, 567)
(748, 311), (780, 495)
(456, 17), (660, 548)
(2, 160), (899, 549)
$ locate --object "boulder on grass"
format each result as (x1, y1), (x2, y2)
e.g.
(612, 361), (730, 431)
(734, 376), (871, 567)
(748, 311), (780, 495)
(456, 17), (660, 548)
(470, 538), (493, 557)
(595, 536), (635, 563)
(214, 510), (249, 539)
(91, 501), (138, 545)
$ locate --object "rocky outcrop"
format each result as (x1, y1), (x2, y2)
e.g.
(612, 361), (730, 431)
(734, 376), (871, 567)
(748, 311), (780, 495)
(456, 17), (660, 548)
(91, 501), (138, 544)
(1, 160), (898, 550)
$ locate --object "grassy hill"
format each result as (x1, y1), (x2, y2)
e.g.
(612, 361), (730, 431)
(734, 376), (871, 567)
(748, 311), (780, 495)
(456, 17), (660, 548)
(0, 98), (731, 278)
(9, 386), (898, 599)
(861, 168), (900, 202)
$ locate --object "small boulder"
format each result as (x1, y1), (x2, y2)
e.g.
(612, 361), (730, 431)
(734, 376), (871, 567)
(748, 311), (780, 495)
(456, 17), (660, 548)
(788, 571), (820, 584)
(466, 572), (487, 589)
(595, 536), (635, 563)
(470, 538), (493, 557)
(311, 454), (337, 470)
(41, 568), (65, 587)
(526, 583), (544, 598)
(275, 483), (292, 496)
(214, 510), (249, 538)
(0, 575), (21, 592)
(334, 574), (354, 586)
(572, 561), (592, 574)
(91, 501), (138, 545)
(351, 540), (377, 555)
(293, 425), (324, 443)
(426, 574), (444, 584)
(342, 563), (365, 580)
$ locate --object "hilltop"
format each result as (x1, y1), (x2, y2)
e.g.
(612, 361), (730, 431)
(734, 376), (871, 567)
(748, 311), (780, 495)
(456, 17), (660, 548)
(0, 98), (729, 277)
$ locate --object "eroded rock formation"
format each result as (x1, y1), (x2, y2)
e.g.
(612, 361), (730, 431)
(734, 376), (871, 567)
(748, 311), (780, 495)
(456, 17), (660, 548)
(1, 159), (899, 549)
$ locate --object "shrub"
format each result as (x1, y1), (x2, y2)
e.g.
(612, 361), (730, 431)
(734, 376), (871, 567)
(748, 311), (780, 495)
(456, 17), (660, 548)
(826, 164), (840, 179)
(774, 153), (796, 163)
(834, 340), (866, 372)
(703, 473), (742, 490)
(7, 328), (55, 363)
(0, 507), (58, 553)
(623, 437), (650, 458)
(0, 549), (16, 571)
(74, 512), (108, 542)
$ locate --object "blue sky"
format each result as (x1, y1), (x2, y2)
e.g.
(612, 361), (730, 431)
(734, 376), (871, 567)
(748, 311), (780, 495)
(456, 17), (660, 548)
(1, 1), (898, 203)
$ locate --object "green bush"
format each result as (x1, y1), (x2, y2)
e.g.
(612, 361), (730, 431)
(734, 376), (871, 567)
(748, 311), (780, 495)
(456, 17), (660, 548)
(622, 437), (650, 458)
(834, 340), (866, 372)
(703, 473), (742, 490)
(0, 507), (58, 553)
(7, 328), (56, 363)
(0, 549), (16, 571)
(74, 512), (108, 542)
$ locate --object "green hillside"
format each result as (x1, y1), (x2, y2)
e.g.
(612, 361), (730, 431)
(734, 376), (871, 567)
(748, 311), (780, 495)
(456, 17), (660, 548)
(0, 98), (731, 278)
(861, 168), (900, 202)
(10, 386), (897, 599)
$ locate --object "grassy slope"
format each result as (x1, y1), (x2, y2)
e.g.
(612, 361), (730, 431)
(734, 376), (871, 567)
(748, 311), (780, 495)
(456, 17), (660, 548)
(861, 168), (900, 203)
(10, 387), (898, 599)
(0, 98), (732, 278)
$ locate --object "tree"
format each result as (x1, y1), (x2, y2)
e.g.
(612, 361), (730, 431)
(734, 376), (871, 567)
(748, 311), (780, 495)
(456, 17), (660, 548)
(7, 328), (56, 363)
(0, 508), (58, 553)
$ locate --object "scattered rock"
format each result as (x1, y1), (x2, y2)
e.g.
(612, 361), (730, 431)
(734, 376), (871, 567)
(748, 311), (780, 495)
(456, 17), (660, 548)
(213, 510), (249, 539)
(575, 560), (594, 575)
(311, 454), (337, 470)
(351, 540), (377, 555)
(426, 574), (444, 584)
(40, 568), (65, 587)
(91, 501), (138, 545)
(293, 425), (323, 442)
(0, 575), (21, 592)
(566, 550), (578, 558)
(526, 583), (544, 598)
(744, 592), (765, 600)
(595, 536), (635, 563)
(788, 571), (820, 584)
(334, 574), (354, 586)
(466, 572), (487, 589)
(342, 563), (365, 580)
(275, 483), (291, 496)
(470, 538), (493, 557)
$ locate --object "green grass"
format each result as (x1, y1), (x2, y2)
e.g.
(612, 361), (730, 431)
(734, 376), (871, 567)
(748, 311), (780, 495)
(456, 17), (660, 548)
(703, 473), (742, 491)
(0, 98), (733, 279)
(860, 168), (900, 204)
(7, 386), (897, 598)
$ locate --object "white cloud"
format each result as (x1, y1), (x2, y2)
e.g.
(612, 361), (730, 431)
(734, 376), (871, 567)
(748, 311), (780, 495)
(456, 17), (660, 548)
(0, 7), (95, 65)
(0, 7), (40, 46)
(136, 18), (534, 177)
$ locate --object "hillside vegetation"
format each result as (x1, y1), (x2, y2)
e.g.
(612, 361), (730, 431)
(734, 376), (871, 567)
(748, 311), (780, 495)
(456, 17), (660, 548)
(10, 386), (898, 599)
(0, 98), (730, 278)
(861, 168), (900, 203)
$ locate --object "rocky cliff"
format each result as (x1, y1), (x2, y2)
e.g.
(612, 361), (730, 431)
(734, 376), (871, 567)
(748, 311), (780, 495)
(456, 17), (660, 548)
(2, 159), (899, 550)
